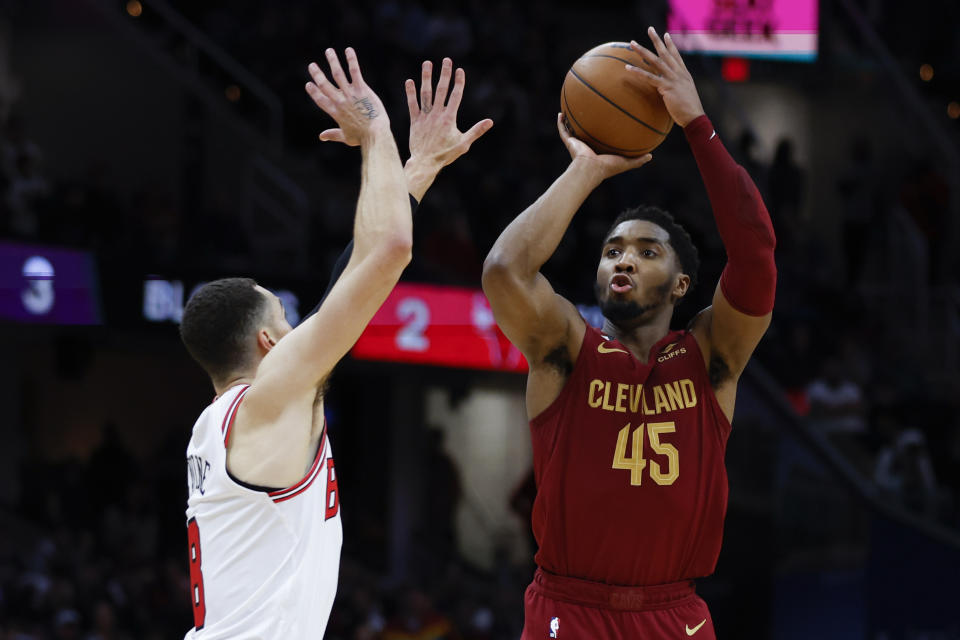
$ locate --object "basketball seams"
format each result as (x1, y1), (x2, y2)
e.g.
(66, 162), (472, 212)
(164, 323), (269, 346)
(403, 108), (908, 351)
(560, 42), (674, 154)
(562, 86), (653, 156)
(584, 53), (645, 67)
(568, 66), (668, 137)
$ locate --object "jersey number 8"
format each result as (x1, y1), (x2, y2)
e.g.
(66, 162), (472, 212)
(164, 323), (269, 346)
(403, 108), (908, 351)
(187, 517), (206, 630)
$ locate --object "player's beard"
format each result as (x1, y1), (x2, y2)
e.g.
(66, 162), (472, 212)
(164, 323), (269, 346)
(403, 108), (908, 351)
(595, 277), (672, 326)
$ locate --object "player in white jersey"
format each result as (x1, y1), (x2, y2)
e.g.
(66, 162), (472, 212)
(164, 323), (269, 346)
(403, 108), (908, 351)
(179, 48), (493, 639)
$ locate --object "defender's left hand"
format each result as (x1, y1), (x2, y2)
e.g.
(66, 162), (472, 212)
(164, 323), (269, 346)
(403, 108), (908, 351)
(626, 27), (705, 128)
(406, 57), (494, 172)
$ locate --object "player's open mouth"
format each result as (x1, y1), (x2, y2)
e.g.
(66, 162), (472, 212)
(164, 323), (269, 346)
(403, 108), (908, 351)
(610, 274), (633, 293)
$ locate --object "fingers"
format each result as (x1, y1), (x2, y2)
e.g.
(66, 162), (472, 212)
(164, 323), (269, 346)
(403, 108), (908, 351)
(404, 78), (419, 120)
(647, 27), (679, 71)
(344, 47), (363, 85)
(556, 112), (570, 139)
(446, 67), (466, 112)
(624, 63), (665, 90)
(557, 113), (579, 149)
(629, 153), (654, 169)
(414, 59), (467, 113)
(325, 48), (350, 89)
(463, 118), (494, 146)
(629, 40), (668, 76)
(646, 26), (668, 58)
(305, 79), (336, 113)
(434, 57), (453, 108)
(318, 128), (347, 144)
(420, 60), (433, 112)
(307, 63), (340, 103)
(663, 32), (687, 69)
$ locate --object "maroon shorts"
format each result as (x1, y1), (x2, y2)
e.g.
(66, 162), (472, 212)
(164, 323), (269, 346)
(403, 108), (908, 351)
(521, 569), (716, 640)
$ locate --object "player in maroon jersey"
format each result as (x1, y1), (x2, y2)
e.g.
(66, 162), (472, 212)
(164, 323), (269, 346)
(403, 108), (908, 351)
(482, 27), (776, 640)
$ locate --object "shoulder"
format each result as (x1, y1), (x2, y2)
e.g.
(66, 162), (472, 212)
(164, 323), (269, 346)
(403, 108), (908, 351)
(685, 311), (738, 389)
(532, 316), (592, 374)
(193, 386), (248, 437)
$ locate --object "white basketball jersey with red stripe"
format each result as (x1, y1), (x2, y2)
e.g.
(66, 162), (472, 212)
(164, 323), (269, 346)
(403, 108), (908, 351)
(184, 384), (343, 639)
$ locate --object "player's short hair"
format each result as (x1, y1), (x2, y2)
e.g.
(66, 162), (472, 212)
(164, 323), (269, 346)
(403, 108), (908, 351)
(603, 205), (700, 293)
(180, 277), (268, 381)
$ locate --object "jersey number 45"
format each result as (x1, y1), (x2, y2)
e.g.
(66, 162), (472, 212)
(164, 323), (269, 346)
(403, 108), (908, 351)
(611, 421), (679, 486)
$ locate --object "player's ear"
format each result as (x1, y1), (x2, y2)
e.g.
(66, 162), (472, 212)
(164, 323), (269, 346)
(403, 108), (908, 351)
(256, 328), (278, 353)
(672, 272), (690, 304)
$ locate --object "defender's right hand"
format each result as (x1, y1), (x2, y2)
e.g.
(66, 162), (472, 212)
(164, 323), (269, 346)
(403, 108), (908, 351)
(305, 47), (389, 146)
(557, 113), (652, 181)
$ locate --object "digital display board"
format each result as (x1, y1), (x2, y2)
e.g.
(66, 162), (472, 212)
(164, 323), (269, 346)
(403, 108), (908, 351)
(137, 277), (604, 373)
(142, 277), (301, 326)
(0, 242), (102, 324)
(667, 0), (818, 61)
(351, 283), (528, 372)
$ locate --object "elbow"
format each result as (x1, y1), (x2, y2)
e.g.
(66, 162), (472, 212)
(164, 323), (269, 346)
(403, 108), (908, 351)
(362, 232), (412, 279)
(382, 233), (413, 271)
(482, 251), (512, 293)
(482, 253), (529, 304)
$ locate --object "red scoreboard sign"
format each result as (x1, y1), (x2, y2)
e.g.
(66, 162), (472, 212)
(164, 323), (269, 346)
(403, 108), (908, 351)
(351, 282), (528, 372)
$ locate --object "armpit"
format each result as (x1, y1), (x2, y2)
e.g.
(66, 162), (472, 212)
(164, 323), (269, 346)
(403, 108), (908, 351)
(708, 352), (733, 389)
(542, 344), (574, 377)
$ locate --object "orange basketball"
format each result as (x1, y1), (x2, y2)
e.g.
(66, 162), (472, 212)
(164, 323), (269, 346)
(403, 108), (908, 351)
(561, 42), (673, 156)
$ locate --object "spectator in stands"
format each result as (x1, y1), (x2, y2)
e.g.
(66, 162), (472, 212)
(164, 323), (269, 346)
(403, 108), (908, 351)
(807, 356), (873, 471)
(767, 138), (805, 250)
(836, 137), (879, 285)
(875, 428), (943, 519)
(382, 587), (458, 640)
(5, 143), (49, 238)
(807, 357), (867, 435)
(85, 599), (127, 640)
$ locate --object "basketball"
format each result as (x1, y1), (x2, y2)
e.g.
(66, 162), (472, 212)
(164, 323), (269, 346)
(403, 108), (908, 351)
(561, 42), (673, 156)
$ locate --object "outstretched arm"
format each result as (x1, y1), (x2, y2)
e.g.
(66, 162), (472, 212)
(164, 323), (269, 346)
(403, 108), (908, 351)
(244, 48), (411, 420)
(482, 116), (651, 417)
(306, 57), (493, 317)
(628, 28), (776, 390)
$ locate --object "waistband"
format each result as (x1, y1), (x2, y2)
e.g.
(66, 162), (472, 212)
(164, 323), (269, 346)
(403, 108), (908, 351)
(530, 568), (696, 612)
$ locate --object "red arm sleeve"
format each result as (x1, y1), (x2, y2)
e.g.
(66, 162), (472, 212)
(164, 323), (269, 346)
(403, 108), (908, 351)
(684, 115), (776, 316)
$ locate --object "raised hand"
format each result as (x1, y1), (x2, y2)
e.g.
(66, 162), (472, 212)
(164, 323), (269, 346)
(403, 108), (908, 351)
(557, 113), (652, 181)
(626, 27), (705, 128)
(305, 47), (390, 146)
(407, 57), (493, 169)
(403, 58), (493, 200)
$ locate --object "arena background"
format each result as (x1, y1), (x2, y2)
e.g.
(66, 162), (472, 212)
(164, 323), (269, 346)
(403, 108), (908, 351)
(2, 0), (960, 638)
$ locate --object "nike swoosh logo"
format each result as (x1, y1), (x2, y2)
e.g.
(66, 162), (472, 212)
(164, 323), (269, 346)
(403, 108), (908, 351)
(686, 619), (707, 636)
(708, 130), (717, 140)
(597, 342), (628, 355)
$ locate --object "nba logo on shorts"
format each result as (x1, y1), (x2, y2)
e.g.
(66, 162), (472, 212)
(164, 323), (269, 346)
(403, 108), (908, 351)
(549, 616), (559, 638)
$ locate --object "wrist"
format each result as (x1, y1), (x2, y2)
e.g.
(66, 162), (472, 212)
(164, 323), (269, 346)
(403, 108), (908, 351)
(569, 156), (608, 187)
(404, 155), (442, 202)
(680, 111), (708, 130)
(405, 154), (443, 177)
(359, 119), (394, 146)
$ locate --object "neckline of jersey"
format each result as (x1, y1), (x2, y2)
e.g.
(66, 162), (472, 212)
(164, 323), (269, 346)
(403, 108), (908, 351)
(600, 329), (684, 366)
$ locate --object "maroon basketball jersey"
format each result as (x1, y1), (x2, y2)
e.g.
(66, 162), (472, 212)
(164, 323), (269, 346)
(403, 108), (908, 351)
(530, 324), (731, 586)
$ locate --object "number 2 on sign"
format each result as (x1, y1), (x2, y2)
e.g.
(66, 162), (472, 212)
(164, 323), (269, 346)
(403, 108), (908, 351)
(611, 422), (679, 486)
(396, 297), (430, 352)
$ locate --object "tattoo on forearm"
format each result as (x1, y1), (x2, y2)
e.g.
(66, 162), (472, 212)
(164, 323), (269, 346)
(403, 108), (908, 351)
(354, 96), (379, 119)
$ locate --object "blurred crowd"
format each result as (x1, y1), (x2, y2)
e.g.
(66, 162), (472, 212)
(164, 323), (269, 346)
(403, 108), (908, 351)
(2, 0), (960, 637)
(0, 421), (528, 639)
